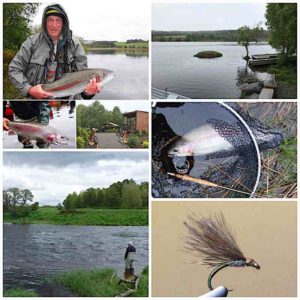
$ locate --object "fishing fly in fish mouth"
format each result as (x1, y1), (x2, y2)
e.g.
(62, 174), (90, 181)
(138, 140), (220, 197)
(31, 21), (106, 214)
(184, 213), (260, 292)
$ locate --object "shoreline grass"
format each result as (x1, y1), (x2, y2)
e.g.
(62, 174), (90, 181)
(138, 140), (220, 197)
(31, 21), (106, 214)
(4, 288), (39, 297)
(4, 207), (148, 226)
(53, 267), (148, 297)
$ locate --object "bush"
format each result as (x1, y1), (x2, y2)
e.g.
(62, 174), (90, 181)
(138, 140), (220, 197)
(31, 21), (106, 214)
(31, 202), (39, 211)
(142, 140), (149, 148)
(56, 203), (64, 210)
(76, 137), (85, 148)
(127, 134), (139, 148)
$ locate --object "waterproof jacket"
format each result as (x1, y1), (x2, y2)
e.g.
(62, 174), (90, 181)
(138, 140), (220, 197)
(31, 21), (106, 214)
(9, 101), (51, 125)
(9, 4), (91, 99)
(124, 244), (136, 260)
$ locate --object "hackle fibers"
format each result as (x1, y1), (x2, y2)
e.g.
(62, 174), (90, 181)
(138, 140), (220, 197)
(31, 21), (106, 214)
(184, 212), (246, 267)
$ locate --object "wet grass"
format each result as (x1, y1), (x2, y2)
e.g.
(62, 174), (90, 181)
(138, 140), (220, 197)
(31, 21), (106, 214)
(4, 288), (39, 297)
(4, 207), (148, 226)
(53, 267), (148, 297)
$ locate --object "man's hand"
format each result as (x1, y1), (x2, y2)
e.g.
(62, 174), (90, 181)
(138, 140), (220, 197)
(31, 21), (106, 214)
(3, 118), (10, 131)
(84, 78), (102, 95)
(28, 84), (54, 99)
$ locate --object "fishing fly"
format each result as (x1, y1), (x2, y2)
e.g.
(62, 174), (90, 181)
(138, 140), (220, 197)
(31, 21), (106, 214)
(184, 212), (260, 291)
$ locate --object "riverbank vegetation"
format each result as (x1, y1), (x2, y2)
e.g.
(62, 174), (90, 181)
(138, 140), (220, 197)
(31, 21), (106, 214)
(4, 207), (148, 226)
(53, 266), (148, 297)
(4, 288), (39, 297)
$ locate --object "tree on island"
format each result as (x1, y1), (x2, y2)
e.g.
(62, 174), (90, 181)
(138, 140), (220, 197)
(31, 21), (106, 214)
(237, 25), (263, 60)
(265, 3), (297, 59)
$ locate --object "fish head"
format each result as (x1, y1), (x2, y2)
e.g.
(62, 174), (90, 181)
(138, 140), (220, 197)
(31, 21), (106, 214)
(168, 138), (194, 157)
(92, 68), (114, 85)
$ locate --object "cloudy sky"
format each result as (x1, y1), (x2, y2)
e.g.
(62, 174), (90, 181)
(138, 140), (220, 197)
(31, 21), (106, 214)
(77, 100), (149, 113)
(152, 3), (267, 31)
(32, 1), (149, 41)
(4, 152), (148, 205)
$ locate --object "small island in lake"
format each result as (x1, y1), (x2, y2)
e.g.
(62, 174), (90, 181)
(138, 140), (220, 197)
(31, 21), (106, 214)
(194, 51), (223, 58)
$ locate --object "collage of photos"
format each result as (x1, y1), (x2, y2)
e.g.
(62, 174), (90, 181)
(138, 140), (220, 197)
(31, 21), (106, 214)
(1, 0), (298, 298)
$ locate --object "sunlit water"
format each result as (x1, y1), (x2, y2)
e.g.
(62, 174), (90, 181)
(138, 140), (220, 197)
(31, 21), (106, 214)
(3, 224), (148, 291)
(152, 42), (276, 98)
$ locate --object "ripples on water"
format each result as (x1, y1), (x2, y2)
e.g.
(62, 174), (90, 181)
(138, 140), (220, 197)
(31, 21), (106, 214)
(152, 42), (276, 98)
(4, 224), (148, 291)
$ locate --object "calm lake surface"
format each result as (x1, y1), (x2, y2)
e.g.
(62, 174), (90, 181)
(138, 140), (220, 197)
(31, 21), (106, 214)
(88, 49), (148, 100)
(152, 42), (276, 99)
(3, 224), (148, 292)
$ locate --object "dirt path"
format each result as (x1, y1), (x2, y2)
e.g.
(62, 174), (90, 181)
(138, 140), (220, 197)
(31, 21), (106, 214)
(96, 132), (128, 149)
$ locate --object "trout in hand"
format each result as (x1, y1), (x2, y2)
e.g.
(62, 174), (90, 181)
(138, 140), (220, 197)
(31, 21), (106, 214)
(42, 68), (114, 98)
(8, 122), (68, 145)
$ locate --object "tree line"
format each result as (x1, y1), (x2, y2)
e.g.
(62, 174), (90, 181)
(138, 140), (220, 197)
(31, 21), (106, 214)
(62, 179), (148, 209)
(77, 101), (123, 130)
(3, 187), (39, 216)
(152, 30), (269, 42)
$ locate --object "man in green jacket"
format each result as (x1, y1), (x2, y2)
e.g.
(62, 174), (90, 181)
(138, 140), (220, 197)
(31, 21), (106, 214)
(9, 4), (100, 99)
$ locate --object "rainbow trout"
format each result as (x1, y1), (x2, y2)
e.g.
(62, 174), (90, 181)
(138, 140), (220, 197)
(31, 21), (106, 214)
(168, 123), (235, 157)
(8, 122), (68, 145)
(41, 68), (114, 98)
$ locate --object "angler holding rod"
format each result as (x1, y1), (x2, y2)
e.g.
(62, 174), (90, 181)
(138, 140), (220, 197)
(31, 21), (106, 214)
(9, 3), (101, 99)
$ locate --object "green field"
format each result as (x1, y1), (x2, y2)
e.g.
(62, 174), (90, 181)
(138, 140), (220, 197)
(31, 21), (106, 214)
(3, 207), (148, 226)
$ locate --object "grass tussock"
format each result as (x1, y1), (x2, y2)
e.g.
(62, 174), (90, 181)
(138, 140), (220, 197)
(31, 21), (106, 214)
(54, 267), (148, 297)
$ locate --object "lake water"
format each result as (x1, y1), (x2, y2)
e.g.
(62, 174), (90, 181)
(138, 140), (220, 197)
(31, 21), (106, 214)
(152, 42), (277, 99)
(3, 224), (148, 292)
(88, 49), (149, 100)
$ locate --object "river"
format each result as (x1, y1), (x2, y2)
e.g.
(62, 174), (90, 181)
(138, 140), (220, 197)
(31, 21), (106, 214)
(87, 49), (148, 100)
(152, 42), (277, 98)
(3, 223), (148, 292)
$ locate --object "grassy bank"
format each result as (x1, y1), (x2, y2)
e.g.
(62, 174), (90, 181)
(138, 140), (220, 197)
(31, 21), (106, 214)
(4, 288), (39, 297)
(4, 207), (148, 226)
(53, 267), (148, 297)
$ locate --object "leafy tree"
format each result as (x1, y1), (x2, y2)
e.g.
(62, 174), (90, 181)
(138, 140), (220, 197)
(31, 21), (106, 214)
(20, 189), (34, 206)
(3, 3), (40, 51)
(237, 25), (263, 60)
(122, 183), (142, 208)
(3, 187), (34, 216)
(265, 3), (297, 57)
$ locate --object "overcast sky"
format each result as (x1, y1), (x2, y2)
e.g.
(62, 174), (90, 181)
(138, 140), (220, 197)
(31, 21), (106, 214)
(4, 152), (148, 205)
(152, 3), (267, 31)
(32, 1), (149, 41)
(77, 100), (149, 113)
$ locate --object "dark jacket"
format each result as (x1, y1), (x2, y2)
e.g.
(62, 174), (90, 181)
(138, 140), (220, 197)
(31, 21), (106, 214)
(124, 244), (136, 260)
(9, 4), (92, 99)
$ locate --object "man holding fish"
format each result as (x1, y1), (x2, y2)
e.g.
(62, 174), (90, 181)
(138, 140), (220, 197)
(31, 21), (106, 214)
(9, 4), (110, 99)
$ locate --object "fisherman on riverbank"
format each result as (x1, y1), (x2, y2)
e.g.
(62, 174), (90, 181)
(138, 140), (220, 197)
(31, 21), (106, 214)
(9, 4), (101, 99)
(124, 241), (136, 280)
